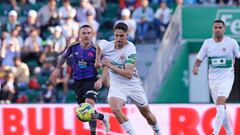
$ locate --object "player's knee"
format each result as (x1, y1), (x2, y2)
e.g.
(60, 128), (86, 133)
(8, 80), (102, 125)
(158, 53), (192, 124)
(216, 96), (227, 105)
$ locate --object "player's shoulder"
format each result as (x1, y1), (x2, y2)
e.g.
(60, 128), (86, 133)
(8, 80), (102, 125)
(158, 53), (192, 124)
(68, 41), (80, 48)
(98, 39), (111, 46)
(126, 41), (136, 49)
(204, 38), (214, 44)
(224, 36), (237, 43)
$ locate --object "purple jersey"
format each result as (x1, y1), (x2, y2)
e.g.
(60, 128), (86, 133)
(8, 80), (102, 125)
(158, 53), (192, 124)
(62, 42), (97, 80)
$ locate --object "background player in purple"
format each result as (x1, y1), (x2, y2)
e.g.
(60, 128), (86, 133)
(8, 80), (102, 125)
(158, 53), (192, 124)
(50, 25), (110, 135)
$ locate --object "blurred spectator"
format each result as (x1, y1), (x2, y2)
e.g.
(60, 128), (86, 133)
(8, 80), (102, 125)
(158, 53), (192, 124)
(0, 71), (18, 104)
(0, 66), (7, 84)
(22, 10), (39, 39)
(55, 64), (72, 103)
(216, 0), (229, 4)
(28, 67), (40, 90)
(0, 39), (20, 69)
(9, 0), (21, 13)
(37, 0), (59, 37)
(39, 41), (58, 69)
(22, 28), (42, 67)
(76, 0), (96, 24)
(47, 26), (67, 53)
(82, 10), (100, 43)
(115, 8), (137, 42)
(132, 0), (154, 43)
(7, 28), (23, 51)
(154, 2), (172, 42)
(236, 0), (240, 5)
(23, 28), (42, 53)
(119, 0), (142, 11)
(90, 0), (107, 21)
(41, 81), (56, 103)
(2, 10), (20, 33)
(1, 31), (9, 43)
(12, 56), (30, 88)
(58, 0), (76, 24)
(60, 10), (79, 42)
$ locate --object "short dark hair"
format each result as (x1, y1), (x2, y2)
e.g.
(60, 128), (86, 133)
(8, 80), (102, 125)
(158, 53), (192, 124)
(213, 20), (225, 27)
(114, 22), (128, 32)
(13, 56), (21, 61)
(79, 24), (92, 31)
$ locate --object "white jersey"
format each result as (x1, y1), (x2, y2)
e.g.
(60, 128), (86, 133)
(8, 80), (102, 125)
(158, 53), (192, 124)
(98, 40), (142, 88)
(196, 36), (240, 81)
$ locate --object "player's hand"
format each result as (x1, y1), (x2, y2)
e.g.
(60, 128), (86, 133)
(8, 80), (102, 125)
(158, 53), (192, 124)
(50, 68), (61, 85)
(94, 60), (102, 69)
(94, 79), (102, 90)
(192, 66), (199, 75)
(102, 57), (111, 68)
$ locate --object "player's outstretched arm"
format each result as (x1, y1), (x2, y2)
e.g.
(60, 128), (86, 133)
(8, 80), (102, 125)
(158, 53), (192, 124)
(94, 45), (102, 69)
(102, 57), (134, 79)
(50, 55), (67, 85)
(192, 59), (202, 75)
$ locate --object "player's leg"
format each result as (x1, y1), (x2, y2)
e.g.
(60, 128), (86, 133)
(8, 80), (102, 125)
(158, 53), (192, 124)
(85, 98), (109, 134)
(130, 88), (161, 135)
(211, 79), (233, 135)
(84, 81), (110, 134)
(74, 79), (109, 134)
(137, 105), (161, 135)
(223, 107), (233, 135)
(108, 96), (136, 135)
(213, 96), (227, 135)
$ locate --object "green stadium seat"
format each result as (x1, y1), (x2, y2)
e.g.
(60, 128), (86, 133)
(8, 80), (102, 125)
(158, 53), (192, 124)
(26, 89), (41, 103)
(38, 75), (49, 85)
(66, 90), (76, 103)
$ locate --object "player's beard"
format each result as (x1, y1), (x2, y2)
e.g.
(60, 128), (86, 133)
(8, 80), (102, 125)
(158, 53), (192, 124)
(214, 33), (223, 40)
(115, 41), (124, 49)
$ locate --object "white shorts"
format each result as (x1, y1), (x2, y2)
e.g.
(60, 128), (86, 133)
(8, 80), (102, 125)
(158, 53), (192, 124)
(108, 85), (148, 107)
(209, 77), (234, 103)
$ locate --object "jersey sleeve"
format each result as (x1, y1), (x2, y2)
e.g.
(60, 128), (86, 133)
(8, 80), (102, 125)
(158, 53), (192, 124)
(232, 39), (240, 58)
(125, 44), (136, 65)
(196, 40), (208, 61)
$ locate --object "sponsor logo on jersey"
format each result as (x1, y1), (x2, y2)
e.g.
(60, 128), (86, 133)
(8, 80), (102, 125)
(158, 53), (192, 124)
(74, 52), (79, 55)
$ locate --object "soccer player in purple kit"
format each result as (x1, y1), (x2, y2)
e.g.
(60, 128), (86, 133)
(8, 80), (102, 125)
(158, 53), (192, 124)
(50, 25), (110, 135)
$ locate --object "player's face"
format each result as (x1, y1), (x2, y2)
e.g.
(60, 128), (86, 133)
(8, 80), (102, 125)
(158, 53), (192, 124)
(213, 22), (225, 38)
(114, 29), (127, 48)
(79, 27), (93, 44)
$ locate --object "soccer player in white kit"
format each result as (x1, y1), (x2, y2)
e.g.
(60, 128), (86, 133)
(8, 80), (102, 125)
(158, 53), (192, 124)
(95, 22), (161, 135)
(192, 20), (240, 135)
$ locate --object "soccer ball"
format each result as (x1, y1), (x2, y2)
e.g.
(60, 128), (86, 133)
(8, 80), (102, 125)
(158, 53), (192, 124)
(76, 103), (95, 122)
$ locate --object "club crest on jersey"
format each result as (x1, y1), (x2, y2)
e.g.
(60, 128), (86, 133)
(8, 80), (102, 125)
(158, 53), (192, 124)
(120, 56), (125, 60)
(222, 48), (226, 52)
(88, 52), (94, 57)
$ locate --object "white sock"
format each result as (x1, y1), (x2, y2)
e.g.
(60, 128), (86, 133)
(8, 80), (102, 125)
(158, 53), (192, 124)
(150, 123), (161, 135)
(213, 105), (225, 135)
(223, 110), (233, 135)
(120, 121), (136, 135)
